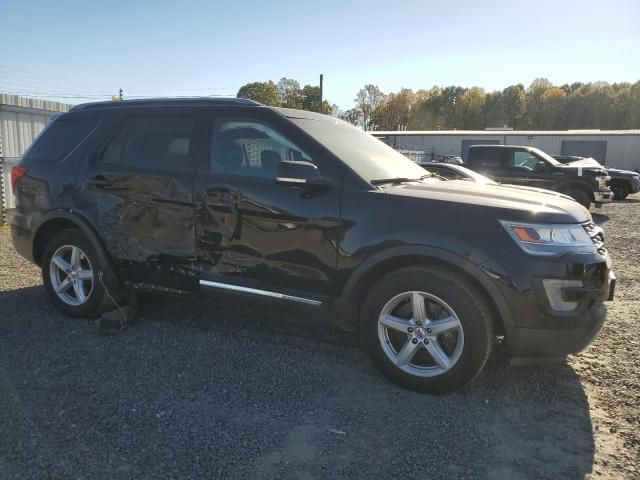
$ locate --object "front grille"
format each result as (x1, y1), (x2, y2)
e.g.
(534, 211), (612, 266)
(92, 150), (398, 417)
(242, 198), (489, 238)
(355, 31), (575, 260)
(583, 221), (607, 256)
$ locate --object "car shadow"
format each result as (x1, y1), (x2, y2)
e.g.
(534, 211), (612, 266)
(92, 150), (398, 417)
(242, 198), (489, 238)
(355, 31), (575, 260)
(0, 286), (596, 480)
(591, 212), (609, 225)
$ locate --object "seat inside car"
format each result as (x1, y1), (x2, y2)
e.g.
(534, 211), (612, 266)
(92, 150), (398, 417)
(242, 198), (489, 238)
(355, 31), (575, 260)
(260, 149), (281, 177)
(216, 142), (245, 174)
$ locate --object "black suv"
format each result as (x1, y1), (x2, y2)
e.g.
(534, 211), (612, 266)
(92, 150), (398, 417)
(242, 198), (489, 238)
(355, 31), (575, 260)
(553, 155), (640, 200)
(466, 145), (613, 209)
(9, 99), (615, 394)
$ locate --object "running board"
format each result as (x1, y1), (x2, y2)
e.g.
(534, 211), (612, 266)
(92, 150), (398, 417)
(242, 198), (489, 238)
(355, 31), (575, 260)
(199, 280), (323, 307)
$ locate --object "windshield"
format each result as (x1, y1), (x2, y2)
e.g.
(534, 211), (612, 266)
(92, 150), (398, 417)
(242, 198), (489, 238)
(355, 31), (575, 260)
(285, 113), (427, 183)
(528, 147), (562, 166)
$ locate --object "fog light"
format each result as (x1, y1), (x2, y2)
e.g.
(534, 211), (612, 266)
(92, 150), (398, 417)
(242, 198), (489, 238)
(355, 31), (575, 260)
(542, 279), (583, 312)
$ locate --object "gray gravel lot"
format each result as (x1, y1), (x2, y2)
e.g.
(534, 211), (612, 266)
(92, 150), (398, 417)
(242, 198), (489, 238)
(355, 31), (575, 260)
(1, 197), (639, 480)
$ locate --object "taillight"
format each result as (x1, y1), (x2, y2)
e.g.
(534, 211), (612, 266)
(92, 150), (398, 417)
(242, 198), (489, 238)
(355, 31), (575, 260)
(11, 166), (28, 193)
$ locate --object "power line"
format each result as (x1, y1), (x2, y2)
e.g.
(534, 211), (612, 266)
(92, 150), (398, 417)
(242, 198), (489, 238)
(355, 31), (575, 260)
(0, 64), (112, 92)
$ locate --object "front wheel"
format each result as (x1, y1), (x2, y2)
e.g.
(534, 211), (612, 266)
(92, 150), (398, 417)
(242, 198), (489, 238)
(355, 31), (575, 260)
(566, 188), (592, 209)
(360, 266), (493, 394)
(611, 182), (629, 200)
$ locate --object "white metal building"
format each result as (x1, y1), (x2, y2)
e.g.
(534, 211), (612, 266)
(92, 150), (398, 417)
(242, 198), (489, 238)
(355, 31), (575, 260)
(0, 94), (71, 219)
(373, 130), (640, 171)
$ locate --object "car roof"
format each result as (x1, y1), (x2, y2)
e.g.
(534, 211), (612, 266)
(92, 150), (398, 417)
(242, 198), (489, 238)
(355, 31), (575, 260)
(468, 144), (534, 150)
(69, 97), (262, 112)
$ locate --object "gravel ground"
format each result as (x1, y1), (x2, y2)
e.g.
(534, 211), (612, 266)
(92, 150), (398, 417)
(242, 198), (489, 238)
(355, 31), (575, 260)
(1, 196), (639, 480)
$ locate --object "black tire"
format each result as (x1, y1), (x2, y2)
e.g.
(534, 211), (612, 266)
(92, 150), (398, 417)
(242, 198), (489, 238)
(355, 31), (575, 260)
(42, 229), (119, 318)
(360, 266), (493, 394)
(566, 187), (592, 209)
(611, 182), (630, 201)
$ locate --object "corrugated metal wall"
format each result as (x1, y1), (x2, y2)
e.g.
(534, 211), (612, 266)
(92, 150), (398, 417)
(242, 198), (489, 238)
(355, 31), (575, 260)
(379, 131), (640, 171)
(0, 94), (71, 157)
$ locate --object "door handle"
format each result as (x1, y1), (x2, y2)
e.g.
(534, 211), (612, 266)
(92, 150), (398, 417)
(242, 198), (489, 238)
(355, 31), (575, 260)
(87, 175), (113, 187)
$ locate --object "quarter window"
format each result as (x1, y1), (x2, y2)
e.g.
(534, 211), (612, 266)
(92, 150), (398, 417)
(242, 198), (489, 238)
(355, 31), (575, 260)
(102, 117), (196, 169)
(210, 119), (313, 178)
(26, 118), (98, 161)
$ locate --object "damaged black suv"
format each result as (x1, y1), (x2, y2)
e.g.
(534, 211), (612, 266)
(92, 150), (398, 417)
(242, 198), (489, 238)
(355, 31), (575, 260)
(9, 98), (615, 394)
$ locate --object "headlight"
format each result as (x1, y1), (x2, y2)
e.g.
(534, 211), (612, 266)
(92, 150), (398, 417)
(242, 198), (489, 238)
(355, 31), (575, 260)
(500, 220), (596, 256)
(596, 175), (610, 189)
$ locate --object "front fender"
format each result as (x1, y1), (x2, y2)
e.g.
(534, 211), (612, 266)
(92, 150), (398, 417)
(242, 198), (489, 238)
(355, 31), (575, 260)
(332, 244), (514, 331)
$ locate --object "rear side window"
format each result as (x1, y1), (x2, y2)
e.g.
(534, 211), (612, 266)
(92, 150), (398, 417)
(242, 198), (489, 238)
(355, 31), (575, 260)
(467, 148), (506, 169)
(102, 117), (196, 170)
(25, 118), (97, 161)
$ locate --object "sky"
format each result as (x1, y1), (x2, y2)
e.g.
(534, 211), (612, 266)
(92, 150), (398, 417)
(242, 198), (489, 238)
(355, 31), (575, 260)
(1, 0), (639, 110)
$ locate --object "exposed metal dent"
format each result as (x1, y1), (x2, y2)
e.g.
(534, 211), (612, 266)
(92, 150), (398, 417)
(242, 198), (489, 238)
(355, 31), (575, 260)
(199, 280), (322, 306)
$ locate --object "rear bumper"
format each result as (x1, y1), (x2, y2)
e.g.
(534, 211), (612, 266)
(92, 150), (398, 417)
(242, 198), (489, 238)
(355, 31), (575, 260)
(7, 210), (34, 263)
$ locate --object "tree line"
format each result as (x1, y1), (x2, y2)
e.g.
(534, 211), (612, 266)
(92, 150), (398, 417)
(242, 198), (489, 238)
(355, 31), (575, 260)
(237, 78), (640, 131)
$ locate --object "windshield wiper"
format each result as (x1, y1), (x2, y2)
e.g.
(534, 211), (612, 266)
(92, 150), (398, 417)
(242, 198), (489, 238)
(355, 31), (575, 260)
(371, 175), (430, 186)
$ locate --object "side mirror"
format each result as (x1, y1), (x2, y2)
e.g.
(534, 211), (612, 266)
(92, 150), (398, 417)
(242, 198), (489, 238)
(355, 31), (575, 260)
(276, 161), (333, 188)
(534, 161), (548, 172)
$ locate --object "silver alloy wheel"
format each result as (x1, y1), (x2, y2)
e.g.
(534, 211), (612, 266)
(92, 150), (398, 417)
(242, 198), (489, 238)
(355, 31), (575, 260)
(49, 245), (94, 306)
(377, 291), (464, 377)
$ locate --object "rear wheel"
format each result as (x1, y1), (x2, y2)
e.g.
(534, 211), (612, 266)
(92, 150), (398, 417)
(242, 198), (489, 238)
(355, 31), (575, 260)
(566, 187), (592, 209)
(42, 229), (117, 318)
(611, 182), (630, 200)
(360, 266), (493, 394)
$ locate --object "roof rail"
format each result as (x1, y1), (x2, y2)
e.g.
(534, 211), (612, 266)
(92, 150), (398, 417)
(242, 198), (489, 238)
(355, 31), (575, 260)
(69, 97), (262, 112)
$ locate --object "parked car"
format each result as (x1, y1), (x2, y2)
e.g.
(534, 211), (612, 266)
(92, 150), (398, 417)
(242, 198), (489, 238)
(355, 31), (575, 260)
(418, 162), (576, 201)
(465, 145), (613, 209)
(552, 155), (640, 200)
(8, 98), (615, 394)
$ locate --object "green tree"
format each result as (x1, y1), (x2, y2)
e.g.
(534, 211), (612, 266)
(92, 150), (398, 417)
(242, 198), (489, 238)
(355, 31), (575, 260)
(455, 87), (486, 129)
(540, 87), (567, 129)
(525, 78), (554, 128)
(483, 91), (507, 128)
(408, 87), (445, 129)
(374, 88), (415, 130)
(237, 81), (280, 106)
(276, 78), (302, 109)
(300, 85), (332, 114)
(501, 84), (526, 128)
(339, 107), (362, 126)
(355, 84), (386, 131)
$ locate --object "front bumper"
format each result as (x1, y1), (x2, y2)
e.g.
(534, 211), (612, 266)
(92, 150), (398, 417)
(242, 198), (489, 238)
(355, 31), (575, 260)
(486, 252), (614, 359)
(594, 190), (613, 203)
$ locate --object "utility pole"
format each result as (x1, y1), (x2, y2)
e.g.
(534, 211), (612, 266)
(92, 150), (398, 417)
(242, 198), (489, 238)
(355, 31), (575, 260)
(319, 74), (323, 114)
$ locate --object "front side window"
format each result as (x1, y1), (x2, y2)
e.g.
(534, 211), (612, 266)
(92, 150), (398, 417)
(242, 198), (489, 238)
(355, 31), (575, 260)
(210, 119), (313, 178)
(511, 151), (540, 170)
(102, 117), (195, 170)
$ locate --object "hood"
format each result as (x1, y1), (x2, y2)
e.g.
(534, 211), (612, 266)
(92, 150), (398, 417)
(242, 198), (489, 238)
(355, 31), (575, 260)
(560, 161), (607, 175)
(566, 158), (601, 168)
(382, 179), (590, 224)
(606, 167), (639, 177)
(500, 184), (575, 201)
